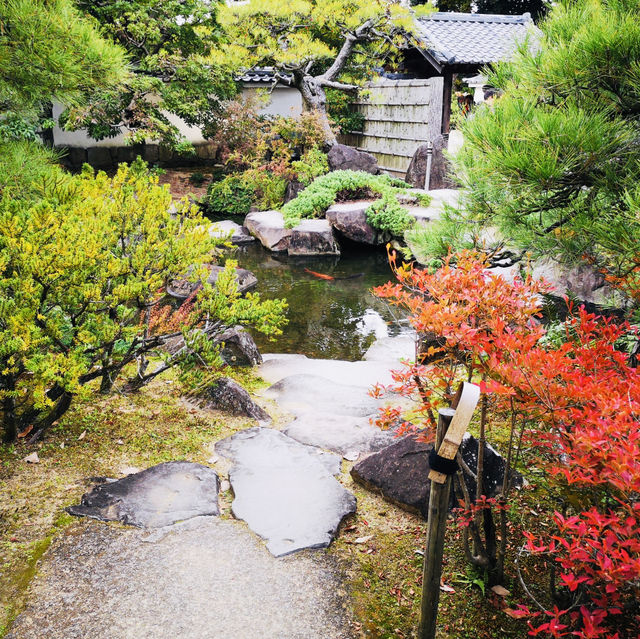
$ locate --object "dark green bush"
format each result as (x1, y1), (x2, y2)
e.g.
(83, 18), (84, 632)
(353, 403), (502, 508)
(204, 175), (255, 216)
(281, 170), (415, 234)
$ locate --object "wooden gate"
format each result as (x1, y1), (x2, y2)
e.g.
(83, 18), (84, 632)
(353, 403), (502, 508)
(340, 77), (444, 178)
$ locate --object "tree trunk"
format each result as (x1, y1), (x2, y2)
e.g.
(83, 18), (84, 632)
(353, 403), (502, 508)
(296, 75), (337, 146)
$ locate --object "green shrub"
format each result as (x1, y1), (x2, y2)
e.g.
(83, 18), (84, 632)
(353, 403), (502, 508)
(204, 175), (255, 216)
(291, 148), (329, 187)
(281, 170), (414, 234)
(367, 198), (415, 236)
(326, 89), (365, 135)
(189, 171), (206, 186)
(243, 169), (287, 210)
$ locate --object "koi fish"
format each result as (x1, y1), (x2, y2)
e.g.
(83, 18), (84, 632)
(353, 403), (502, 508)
(304, 268), (335, 280)
(304, 268), (365, 281)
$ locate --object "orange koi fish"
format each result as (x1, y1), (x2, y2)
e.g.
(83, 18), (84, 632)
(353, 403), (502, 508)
(304, 268), (335, 280)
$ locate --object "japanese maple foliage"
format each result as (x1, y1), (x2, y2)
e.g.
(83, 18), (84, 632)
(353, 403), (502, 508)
(375, 250), (640, 638)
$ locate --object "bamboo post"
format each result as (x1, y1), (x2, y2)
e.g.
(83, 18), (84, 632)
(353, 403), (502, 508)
(418, 407), (455, 639)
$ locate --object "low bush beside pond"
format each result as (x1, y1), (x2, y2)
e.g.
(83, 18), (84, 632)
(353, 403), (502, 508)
(281, 170), (424, 235)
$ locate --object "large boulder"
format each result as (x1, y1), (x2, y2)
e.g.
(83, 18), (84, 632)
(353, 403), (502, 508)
(405, 136), (456, 190)
(192, 377), (271, 422)
(530, 257), (627, 308)
(67, 461), (220, 528)
(244, 210), (292, 252)
(167, 264), (257, 300)
(325, 201), (389, 245)
(288, 219), (340, 256)
(284, 179), (306, 203)
(215, 325), (262, 367)
(244, 211), (340, 256)
(216, 427), (356, 556)
(350, 434), (522, 519)
(327, 144), (379, 175)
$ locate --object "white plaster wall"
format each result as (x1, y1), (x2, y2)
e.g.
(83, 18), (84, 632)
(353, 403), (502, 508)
(51, 102), (206, 148)
(52, 85), (302, 149)
(241, 85), (302, 118)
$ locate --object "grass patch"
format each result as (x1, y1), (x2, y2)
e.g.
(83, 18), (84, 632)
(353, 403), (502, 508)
(331, 421), (555, 639)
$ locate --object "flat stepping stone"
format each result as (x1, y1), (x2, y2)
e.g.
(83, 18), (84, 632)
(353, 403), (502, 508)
(265, 373), (383, 417)
(283, 412), (394, 457)
(362, 333), (416, 362)
(258, 353), (398, 388)
(67, 461), (219, 528)
(208, 220), (256, 244)
(8, 518), (354, 639)
(216, 428), (356, 557)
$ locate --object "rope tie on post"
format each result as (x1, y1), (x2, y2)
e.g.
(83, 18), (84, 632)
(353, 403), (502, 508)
(428, 448), (458, 476)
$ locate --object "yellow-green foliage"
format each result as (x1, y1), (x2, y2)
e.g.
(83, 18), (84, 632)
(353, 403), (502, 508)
(215, 0), (415, 79)
(0, 161), (286, 442)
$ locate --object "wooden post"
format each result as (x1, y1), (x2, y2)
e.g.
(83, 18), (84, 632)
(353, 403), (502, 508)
(418, 382), (481, 639)
(418, 407), (455, 639)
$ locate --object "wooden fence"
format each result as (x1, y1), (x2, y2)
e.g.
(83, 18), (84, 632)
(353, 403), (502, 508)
(339, 78), (444, 178)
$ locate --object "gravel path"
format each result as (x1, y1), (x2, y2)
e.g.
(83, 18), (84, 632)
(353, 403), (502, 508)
(7, 518), (355, 639)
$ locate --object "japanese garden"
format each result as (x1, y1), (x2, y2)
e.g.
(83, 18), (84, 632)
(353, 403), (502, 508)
(1, 1), (640, 638)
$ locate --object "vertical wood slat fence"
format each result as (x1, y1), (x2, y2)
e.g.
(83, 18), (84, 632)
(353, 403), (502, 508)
(339, 78), (444, 178)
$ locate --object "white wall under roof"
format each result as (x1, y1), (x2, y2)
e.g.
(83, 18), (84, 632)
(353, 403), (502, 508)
(241, 85), (302, 118)
(52, 85), (303, 150)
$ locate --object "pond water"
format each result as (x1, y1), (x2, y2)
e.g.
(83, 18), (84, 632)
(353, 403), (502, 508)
(230, 242), (411, 361)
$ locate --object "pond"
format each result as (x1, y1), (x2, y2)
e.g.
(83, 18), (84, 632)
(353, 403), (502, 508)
(230, 242), (411, 361)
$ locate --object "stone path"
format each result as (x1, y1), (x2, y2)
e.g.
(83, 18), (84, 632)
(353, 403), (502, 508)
(8, 333), (415, 638)
(7, 519), (352, 639)
(216, 428), (356, 557)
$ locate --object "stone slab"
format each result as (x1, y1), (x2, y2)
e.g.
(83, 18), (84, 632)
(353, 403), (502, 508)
(209, 220), (256, 245)
(67, 461), (220, 528)
(216, 428), (356, 556)
(258, 353), (398, 389)
(7, 518), (354, 639)
(362, 334), (417, 363)
(265, 373), (383, 418)
(167, 264), (257, 300)
(283, 412), (395, 456)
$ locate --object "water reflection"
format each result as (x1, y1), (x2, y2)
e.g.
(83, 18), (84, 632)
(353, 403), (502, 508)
(230, 243), (410, 361)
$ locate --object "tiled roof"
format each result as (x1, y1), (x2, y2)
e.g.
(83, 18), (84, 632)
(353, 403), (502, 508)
(415, 12), (535, 68)
(238, 68), (283, 83)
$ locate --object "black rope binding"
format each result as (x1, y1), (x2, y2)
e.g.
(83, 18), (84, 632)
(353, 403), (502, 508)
(428, 448), (458, 475)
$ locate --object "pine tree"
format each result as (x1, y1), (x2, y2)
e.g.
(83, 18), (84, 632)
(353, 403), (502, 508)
(447, 0), (640, 282)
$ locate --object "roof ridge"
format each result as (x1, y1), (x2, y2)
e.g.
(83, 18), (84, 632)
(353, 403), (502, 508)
(421, 12), (532, 24)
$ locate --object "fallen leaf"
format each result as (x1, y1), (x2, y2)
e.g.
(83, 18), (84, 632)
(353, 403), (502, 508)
(504, 608), (528, 619)
(440, 583), (455, 593)
(78, 430), (86, 440)
(17, 424), (33, 439)
(24, 452), (40, 464)
(491, 585), (510, 597)
(354, 535), (373, 544)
